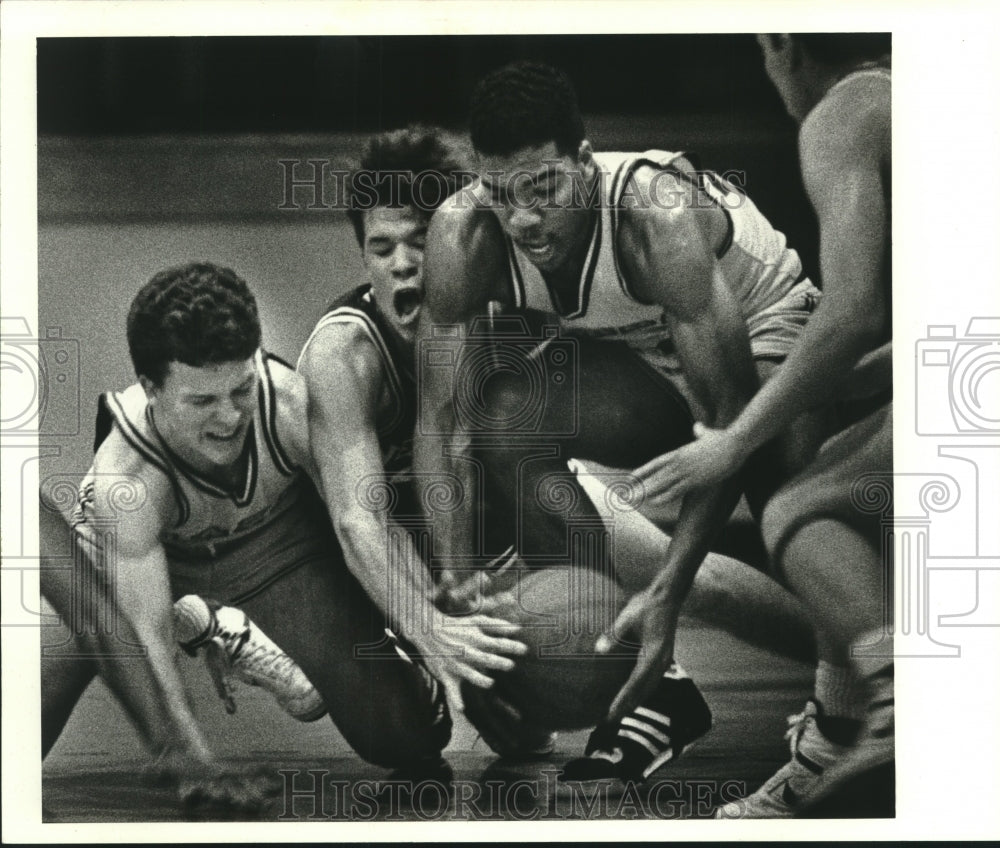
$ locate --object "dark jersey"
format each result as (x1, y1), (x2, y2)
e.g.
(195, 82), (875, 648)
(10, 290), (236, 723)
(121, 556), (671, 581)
(300, 283), (418, 481)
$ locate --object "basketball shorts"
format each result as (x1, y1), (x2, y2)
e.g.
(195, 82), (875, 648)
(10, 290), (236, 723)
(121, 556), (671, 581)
(761, 401), (893, 566)
(165, 486), (340, 606)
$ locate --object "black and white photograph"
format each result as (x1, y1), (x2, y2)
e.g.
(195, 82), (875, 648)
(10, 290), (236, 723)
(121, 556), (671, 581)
(2, 1), (998, 841)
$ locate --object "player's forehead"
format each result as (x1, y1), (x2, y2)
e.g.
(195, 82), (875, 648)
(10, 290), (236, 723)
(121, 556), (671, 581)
(363, 206), (428, 245)
(162, 357), (258, 395)
(477, 141), (574, 185)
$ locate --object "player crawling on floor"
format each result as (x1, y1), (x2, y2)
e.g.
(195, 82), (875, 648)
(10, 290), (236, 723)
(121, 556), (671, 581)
(40, 261), (523, 811)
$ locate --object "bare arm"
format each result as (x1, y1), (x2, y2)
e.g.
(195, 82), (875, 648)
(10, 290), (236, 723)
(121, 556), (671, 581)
(296, 326), (525, 710)
(412, 203), (512, 582)
(600, 188), (759, 717)
(41, 447), (212, 765)
(725, 95), (890, 452)
(648, 89), (892, 499)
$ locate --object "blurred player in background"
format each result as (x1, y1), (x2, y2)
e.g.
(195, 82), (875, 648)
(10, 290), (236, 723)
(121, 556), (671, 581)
(41, 262), (452, 812)
(606, 34), (894, 816)
(414, 60), (830, 782)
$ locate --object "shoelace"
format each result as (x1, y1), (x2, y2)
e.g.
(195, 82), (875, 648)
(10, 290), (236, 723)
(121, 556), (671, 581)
(784, 699), (820, 756)
(230, 635), (304, 688)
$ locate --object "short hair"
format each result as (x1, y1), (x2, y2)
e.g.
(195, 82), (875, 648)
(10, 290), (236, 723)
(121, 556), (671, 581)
(346, 125), (470, 247)
(127, 261), (261, 387)
(469, 61), (585, 159)
(793, 33), (891, 67)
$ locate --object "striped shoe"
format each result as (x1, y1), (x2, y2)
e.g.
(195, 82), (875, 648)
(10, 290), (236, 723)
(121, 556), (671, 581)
(559, 663), (712, 783)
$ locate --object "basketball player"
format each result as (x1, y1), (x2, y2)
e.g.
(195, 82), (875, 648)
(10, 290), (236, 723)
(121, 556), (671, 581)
(301, 124), (818, 767)
(710, 33), (892, 817)
(41, 262), (451, 811)
(413, 61), (830, 781)
(600, 35), (893, 815)
(297, 126), (533, 729)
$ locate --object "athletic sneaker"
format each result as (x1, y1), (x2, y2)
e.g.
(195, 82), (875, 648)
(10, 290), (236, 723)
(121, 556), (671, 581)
(715, 699), (852, 818)
(797, 659), (895, 812)
(173, 595), (327, 722)
(559, 663), (712, 783)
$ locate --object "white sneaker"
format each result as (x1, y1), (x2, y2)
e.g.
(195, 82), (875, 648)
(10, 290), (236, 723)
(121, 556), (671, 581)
(715, 700), (851, 819)
(798, 659), (894, 811)
(173, 595), (327, 722)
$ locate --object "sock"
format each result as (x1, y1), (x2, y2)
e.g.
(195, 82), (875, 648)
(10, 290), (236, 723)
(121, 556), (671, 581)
(814, 660), (863, 745)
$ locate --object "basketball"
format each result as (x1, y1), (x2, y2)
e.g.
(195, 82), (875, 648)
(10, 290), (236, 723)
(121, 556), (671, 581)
(490, 566), (638, 729)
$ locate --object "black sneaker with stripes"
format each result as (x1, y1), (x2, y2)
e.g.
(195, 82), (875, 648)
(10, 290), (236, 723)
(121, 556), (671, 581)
(559, 663), (712, 782)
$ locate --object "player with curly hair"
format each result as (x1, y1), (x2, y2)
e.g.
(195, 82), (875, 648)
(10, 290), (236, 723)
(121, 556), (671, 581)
(41, 261), (452, 812)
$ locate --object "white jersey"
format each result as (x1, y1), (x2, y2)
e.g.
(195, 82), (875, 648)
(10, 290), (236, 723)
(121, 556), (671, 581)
(495, 150), (817, 359)
(75, 350), (305, 559)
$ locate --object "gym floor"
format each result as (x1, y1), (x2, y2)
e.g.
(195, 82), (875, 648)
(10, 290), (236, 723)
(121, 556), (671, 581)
(41, 620), (892, 822)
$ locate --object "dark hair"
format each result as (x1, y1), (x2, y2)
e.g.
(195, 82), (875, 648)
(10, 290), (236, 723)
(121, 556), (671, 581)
(469, 61), (585, 158)
(127, 261), (261, 387)
(346, 125), (470, 247)
(793, 33), (891, 67)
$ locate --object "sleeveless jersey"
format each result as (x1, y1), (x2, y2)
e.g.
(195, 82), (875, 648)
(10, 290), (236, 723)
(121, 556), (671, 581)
(78, 350), (306, 561)
(492, 150), (816, 357)
(300, 284), (418, 479)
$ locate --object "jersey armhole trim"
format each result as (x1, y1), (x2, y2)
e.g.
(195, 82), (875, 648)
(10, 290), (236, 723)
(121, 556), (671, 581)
(103, 391), (190, 526)
(259, 351), (299, 477)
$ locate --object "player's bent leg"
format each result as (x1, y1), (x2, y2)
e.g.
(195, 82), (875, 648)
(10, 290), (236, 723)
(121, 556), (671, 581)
(41, 623), (98, 758)
(238, 542), (451, 771)
(573, 456), (817, 664)
(722, 406), (893, 817)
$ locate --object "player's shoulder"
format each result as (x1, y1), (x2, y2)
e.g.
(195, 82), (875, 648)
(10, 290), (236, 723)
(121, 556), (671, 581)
(801, 72), (890, 155)
(298, 311), (385, 388)
(618, 159), (702, 255)
(262, 354), (314, 468)
(85, 415), (177, 525)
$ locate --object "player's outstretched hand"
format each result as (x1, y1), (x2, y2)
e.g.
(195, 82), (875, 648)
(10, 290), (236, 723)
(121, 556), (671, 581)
(174, 759), (282, 814)
(414, 610), (528, 717)
(596, 587), (680, 724)
(633, 423), (744, 507)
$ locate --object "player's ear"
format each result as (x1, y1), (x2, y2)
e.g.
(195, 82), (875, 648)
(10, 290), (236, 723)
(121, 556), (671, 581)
(577, 139), (594, 165)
